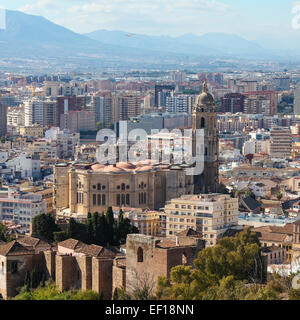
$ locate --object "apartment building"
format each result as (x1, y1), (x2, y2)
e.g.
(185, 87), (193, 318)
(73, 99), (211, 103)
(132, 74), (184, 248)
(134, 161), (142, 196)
(19, 124), (44, 138)
(0, 189), (46, 233)
(269, 127), (292, 159)
(117, 207), (161, 236)
(161, 194), (239, 246)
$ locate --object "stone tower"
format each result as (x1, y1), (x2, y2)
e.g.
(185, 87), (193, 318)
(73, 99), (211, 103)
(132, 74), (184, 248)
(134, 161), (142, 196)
(192, 81), (219, 194)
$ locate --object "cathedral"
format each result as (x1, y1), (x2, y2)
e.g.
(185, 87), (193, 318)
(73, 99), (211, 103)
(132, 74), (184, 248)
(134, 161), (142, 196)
(192, 81), (219, 194)
(53, 82), (219, 217)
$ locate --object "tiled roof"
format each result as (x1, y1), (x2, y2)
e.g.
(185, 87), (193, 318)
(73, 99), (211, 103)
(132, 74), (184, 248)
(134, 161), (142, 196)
(257, 232), (290, 243)
(252, 224), (294, 235)
(58, 239), (84, 250)
(0, 241), (35, 256)
(156, 240), (177, 248)
(17, 236), (51, 249)
(177, 228), (202, 238)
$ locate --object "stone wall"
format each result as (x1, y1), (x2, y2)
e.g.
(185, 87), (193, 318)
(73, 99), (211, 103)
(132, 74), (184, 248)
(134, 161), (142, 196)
(92, 257), (114, 300)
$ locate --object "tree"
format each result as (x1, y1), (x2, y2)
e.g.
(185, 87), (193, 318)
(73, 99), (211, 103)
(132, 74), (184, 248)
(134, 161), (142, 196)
(0, 223), (14, 242)
(276, 191), (283, 201)
(14, 280), (102, 300)
(99, 291), (104, 300)
(24, 271), (30, 292)
(156, 229), (264, 300)
(0, 223), (7, 242)
(245, 188), (256, 199)
(105, 207), (115, 246)
(112, 288), (119, 300)
(68, 218), (88, 243)
(53, 231), (69, 243)
(96, 121), (102, 131)
(31, 214), (60, 242)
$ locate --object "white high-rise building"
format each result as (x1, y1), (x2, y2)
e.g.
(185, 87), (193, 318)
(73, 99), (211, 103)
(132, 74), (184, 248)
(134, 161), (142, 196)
(24, 99), (44, 126)
(166, 95), (194, 114)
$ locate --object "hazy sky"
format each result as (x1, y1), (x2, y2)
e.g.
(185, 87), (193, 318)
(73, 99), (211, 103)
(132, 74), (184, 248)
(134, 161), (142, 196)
(1, 0), (300, 40)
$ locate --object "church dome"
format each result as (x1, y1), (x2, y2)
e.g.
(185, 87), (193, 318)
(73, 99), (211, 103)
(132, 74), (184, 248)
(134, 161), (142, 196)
(196, 81), (214, 106)
(197, 92), (214, 105)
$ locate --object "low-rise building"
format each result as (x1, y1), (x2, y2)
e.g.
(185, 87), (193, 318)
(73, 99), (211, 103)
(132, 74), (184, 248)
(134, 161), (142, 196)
(261, 246), (287, 265)
(0, 189), (46, 233)
(19, 124), (44, 138)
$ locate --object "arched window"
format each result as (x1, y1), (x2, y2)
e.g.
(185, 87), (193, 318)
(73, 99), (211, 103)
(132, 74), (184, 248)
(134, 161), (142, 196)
(102, 194), (106, 206)
(121, 183), (125, 191)
(201, 117), (205, 128)
(137, 247), (143, 262)
(182, 253), (188, 265)
(97, 183), (101, 191)
(93, 194), (96, 205)
(126, 194), (130, 205)
(97, 194), (101, 206)
(121, 194), (125, 205)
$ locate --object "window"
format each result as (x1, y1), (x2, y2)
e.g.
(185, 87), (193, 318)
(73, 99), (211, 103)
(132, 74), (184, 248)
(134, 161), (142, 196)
(97, 194), (101, 206)
(137, 247), (143, 262)
(102, 194), (106, 206)
(97, 183), (101, 191)
(117, 194), (120, 206)
(93, 194), (96, 206)
(126, 194), (130, 205)
(201, 117), (205, 128)
(121, 183), (125, 191)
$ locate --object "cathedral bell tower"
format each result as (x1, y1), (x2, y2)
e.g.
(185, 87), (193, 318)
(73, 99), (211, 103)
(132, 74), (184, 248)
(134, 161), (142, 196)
(192, 81), (219, 194)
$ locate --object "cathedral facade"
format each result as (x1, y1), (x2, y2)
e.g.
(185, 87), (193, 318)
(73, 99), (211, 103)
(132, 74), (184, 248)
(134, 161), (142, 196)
(192, 82), (219, 194)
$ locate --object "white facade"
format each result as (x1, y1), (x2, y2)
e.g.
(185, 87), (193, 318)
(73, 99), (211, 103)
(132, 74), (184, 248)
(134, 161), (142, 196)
(45, 127), (80, 158)
(243, 139), (268, 155)
(0, 190), (46, 233)
(24, 99), (44, 126)
(6, 153), (41, 179)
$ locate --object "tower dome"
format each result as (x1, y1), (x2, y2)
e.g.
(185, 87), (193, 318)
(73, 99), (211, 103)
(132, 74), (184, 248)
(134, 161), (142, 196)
(196, 81), (214, 106)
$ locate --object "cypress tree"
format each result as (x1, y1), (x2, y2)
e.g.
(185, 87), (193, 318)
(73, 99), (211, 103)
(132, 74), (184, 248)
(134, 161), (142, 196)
(24, 271), (30, 292)
(40, 274), (46, 288)
(105, 207), (115, 246)
(112, 288), (119, 300)
(99, 290), (104, 300)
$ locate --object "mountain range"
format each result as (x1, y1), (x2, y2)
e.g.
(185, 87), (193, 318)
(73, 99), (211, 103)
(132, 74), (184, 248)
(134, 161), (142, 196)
(0, 10), (298, 71)
(85, 29), (273, 59)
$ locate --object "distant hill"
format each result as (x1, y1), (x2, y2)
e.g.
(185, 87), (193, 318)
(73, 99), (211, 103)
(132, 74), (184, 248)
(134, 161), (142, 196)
(0, 10), (294, 71)
(85, 30), (275, 59)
